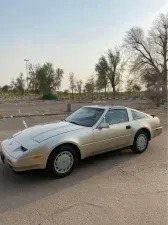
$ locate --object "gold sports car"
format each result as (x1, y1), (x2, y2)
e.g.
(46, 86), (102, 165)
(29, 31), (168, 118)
(0, 105), (162, 178)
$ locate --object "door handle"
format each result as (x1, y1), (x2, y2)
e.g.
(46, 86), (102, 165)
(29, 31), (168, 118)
(126, 125), (131, 129)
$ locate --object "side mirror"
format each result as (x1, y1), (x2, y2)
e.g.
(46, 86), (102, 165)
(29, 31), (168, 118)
(98, 122), (110, 129)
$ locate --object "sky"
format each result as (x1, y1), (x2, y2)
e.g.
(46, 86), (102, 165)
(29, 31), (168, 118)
(0, 0), (168, 90)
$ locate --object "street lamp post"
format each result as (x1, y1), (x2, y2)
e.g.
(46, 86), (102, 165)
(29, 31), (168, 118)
(24, 59), (29, 94)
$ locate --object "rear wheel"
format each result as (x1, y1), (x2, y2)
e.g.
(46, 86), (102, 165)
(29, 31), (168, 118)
(132, 130), (149, 154)
(46, 145), (79, 178)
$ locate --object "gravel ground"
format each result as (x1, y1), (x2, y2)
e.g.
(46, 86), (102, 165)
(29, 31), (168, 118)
(0, 99), (156, 117)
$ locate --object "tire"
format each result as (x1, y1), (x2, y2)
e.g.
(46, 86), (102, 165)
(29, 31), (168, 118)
(132, 130), (149, 154)
(46, 145), (79, 178)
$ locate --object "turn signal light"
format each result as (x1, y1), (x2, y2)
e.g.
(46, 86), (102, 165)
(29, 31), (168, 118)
(32, 155), (42, 159)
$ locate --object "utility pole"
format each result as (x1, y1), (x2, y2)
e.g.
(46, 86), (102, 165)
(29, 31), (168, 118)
(24, 59), (29, 94)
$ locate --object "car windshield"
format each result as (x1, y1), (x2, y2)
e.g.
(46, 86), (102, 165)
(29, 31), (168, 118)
(65, 107), (105, 127)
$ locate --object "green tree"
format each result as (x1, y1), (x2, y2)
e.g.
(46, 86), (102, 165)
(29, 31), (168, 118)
(54, 68), (64, 91)
(69, 72), (76, 98)
(85, 76), (95, 100)
(95, 78), (103, 93)
(95, 47), (124, 98)
(95, 61), (108, 96)
(1, 85), (10, 93)
(63, 89), (69, 97)
(28, 63), (41, 93)
(124, 13), (168, 102)
(83, 88), (87, 97)
(36, 62), (54, 95)
(11, 73), (25, 95)
(28, 62), (64, 95)
(76, 79), (83, 96)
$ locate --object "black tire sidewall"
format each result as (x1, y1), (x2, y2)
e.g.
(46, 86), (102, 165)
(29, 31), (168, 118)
(133, 130), (149, 154)
(47, 145), (78, 178)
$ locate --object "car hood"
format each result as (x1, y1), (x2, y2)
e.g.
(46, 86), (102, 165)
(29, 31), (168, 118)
(13, 121), (83, 143)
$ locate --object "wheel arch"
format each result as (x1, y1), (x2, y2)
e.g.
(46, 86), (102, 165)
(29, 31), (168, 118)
(46, 142), (82, 167)
(135, 127), (151, 141)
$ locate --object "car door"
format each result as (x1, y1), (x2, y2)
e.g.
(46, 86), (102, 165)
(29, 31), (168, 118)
(93, 109), (132, 154)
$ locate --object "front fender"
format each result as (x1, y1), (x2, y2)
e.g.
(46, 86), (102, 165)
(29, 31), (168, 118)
(42, 127), (93, 164)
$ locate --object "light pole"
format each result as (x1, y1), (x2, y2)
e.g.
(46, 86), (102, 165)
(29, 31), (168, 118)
(24, 59), (29, 93)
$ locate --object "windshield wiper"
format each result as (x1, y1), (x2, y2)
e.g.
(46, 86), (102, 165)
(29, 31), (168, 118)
(69, 121), (80, 126)
(68, 121), (91, 127)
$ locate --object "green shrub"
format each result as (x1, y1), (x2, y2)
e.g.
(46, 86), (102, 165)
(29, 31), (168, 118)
(42, 93), (59, 100)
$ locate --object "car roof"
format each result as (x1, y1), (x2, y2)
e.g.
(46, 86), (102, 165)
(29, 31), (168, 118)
(83, 105), (127, 110)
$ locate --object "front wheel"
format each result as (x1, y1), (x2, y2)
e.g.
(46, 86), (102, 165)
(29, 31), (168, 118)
(132, 130), (149, 154)
(46, 145), (79, 178)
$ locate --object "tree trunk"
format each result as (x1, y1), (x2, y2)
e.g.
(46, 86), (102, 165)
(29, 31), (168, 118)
(105, 86), (106, 98)
(92, 92), (94, 101)
(162, 83), (167, 103)
(72, 89), (74, 99)
(162, 26), (167, 103)
(112, 86), (116, 98)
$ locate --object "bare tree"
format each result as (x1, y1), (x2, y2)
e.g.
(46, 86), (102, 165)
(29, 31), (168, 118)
(107, 48), (124, 97)
(124, 13), (168, 102)
(95, 47), (125, 98)
(69, 72), (76, 98)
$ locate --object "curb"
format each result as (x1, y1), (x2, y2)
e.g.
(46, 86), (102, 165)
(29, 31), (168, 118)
(0, 112), (71, 120)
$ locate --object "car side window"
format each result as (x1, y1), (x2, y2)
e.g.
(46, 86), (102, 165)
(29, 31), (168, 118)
(131, 110), (146, 120)
(105, 109), (129, 125)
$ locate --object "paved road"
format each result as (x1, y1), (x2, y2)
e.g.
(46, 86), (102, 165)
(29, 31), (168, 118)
(0, 99), (152, 116)
(0, 110), (167, 225)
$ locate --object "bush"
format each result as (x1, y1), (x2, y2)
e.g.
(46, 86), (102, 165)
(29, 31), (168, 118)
(42, 93), (59, 100)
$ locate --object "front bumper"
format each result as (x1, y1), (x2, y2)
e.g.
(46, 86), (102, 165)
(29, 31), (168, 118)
(0, 139), (47, 172)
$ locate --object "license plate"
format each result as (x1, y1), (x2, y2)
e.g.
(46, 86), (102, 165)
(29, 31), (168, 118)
(0, 153), (5, 164)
